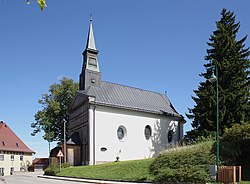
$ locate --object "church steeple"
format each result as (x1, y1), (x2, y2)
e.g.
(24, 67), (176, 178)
(79, 19), (101, 90)
(86, 18), (97, 51)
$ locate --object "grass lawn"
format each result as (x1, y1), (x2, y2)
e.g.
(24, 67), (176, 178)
(58, 159), (154, 182)
(46, 140), (250, 183)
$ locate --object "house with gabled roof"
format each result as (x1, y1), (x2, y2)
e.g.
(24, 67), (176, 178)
(0, 121), (34, 175)
(67, 20), (185, 166)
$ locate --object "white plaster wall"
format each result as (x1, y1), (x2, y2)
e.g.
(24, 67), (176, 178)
(89, 105), (180, 164)
(88, 107), (94, 165)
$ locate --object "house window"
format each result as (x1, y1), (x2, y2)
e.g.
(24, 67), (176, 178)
(144, 125), (152, 140)
(16, 143), (19, 147)
(117, 126), (127, 141)
(0, 168), (4, 176)
(0, 155), (4, 161)
(10, 167), (14, 175)
(168, 130), (173, 143)
(11, 155), (14, 161)
(2, 141), (5, 146)
(20, 155), (23, 161)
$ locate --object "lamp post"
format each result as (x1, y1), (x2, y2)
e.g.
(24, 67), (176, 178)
(48, 122), (51, 165)
(64, 121), (66, 163)
(208, 65), (219, 176)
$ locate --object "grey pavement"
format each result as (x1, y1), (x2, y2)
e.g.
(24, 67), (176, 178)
(0, 172), (85, 184)
(39, 175), (153, 184)
(0, 172), (153, 184)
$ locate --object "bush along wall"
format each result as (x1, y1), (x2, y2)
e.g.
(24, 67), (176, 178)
(149, 141), (215, 183)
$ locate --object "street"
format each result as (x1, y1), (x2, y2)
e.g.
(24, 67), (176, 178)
(0, 172), (90, 184)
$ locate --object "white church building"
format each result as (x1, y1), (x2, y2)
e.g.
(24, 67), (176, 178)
(67, 20), (185, 166)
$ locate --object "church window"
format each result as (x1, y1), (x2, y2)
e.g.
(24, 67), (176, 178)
(168, 130), (173, 143)
(144, 125), (152, 140)
(117, 126), (127, 141)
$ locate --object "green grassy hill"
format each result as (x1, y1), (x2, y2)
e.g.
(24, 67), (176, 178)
(58, 159), (154, 182)
(45, 140), (249, 182)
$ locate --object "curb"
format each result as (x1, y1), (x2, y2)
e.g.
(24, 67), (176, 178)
(38, 175), (153, 184)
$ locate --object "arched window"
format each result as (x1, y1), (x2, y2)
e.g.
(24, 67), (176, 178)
(144, 125), (152, 140)
(168, 130), (173, 143)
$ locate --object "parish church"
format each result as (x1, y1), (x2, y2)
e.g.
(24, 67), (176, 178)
(67, 20), (185, 166)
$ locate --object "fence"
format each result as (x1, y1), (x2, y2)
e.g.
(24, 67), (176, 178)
(218, 166), (241, 184)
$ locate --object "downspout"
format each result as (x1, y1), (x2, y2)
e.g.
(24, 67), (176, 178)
(93, 103), (96, 165)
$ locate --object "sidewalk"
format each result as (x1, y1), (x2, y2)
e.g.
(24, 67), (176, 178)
(38, 175), (153, 184)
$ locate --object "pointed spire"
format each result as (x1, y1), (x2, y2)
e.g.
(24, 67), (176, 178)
(86, 17), (97, 50)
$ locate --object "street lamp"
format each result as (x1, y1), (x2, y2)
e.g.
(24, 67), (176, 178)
(64, 121), (66, 163)
(48, 122), (51, 165)
(208, 65), (219, 176)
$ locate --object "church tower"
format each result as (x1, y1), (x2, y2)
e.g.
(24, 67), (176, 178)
(79, 19), (101, 90)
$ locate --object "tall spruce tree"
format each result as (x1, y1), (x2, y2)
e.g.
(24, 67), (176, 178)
(186, 9), (250, 141)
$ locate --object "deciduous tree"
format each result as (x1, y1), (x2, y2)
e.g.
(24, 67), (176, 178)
(31, 77), (78, 142)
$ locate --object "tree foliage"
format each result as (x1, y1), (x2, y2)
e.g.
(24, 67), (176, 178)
(26, 0), (47, 11)
(186, 9), (250, 141)
(31, 77), (78, 142)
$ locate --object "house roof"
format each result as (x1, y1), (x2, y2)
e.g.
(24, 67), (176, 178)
(33, 158), (49, 165)
(0, 121), (35, 153)
(79, 81), (182, 118)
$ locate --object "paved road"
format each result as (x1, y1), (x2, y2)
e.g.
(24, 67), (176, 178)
(0, 173), (90, 184)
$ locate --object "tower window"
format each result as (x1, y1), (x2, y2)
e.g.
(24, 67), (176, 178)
(89, 57), (97, 66)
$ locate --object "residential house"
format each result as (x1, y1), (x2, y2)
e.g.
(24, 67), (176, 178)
(0, 121), (34, 175)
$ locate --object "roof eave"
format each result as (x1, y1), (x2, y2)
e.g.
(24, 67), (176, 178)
(89, 101), (183, 119)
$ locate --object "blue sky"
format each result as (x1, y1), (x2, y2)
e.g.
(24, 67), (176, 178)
(0, 1), (250, 158)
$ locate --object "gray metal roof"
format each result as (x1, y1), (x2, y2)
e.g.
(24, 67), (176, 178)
(79, 81), (181, 118)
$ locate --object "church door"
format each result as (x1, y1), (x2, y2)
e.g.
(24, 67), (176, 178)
(67, 149), (74, 165)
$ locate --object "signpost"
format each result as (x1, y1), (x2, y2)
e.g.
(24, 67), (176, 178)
(56, 150), (64, 172)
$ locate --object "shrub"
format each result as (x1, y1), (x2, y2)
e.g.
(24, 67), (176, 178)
(149, 140), (215, 183)
(222, 123), (250, 142)
(220, 123), (250, 180)
(44, 163), (70, 176)
(44, 164), (60, 176)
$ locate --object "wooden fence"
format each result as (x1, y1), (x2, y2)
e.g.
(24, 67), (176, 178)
(218, 166), (241, 184)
